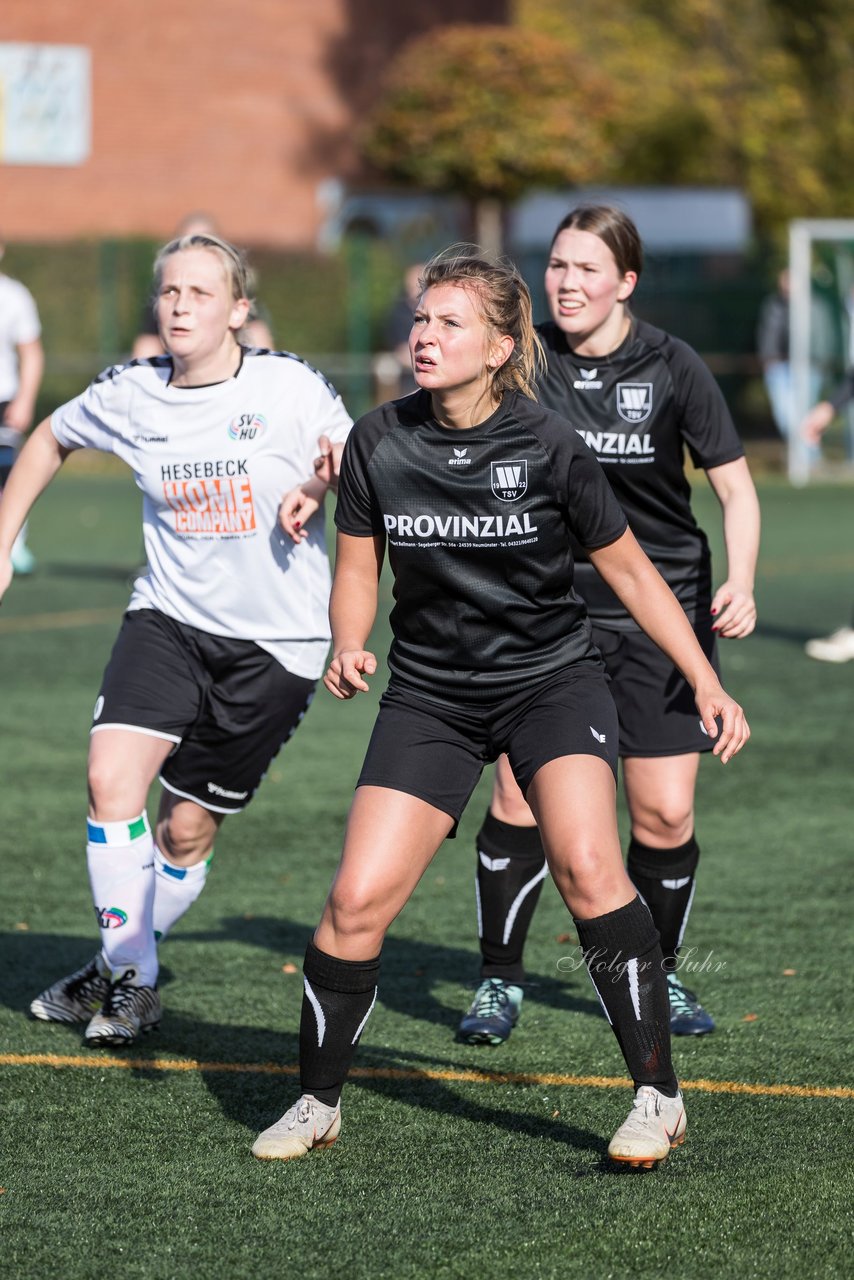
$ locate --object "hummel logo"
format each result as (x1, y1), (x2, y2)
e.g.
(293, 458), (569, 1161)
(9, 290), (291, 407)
(448, 446), (472, 467)
(479, 851), (511, 872)
(589, 726), (607, 743)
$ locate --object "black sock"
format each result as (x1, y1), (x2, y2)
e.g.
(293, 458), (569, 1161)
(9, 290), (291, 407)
(627, 834), (700, 972)
(574, 897), (678, 1097)
(299, 941), (380, 1107)
(475, 809), (548, 983)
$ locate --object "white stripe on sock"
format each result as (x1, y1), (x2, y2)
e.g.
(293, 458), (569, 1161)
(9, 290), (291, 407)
(675, 878), (698, 951)
(304, 978), (326, 1047)
(351, 987), (377, 1045)
(628, 957), (641, 1020)
(502, 861), (549, 946)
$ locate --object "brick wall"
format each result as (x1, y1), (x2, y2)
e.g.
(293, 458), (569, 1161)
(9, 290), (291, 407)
(0, 0), (507, 247)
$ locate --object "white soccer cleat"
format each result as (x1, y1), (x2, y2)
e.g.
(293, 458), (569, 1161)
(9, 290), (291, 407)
(30, 953), (111, 1024)
(252, 1094), (341, 1161)
(83, 969), (160, 1046)
(608, 1086), (686, 1168)
(804, 627), (854, 664)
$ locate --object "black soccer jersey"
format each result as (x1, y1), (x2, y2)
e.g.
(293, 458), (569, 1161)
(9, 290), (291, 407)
(536, 319), (744, 629)
(334, 389), (628, 702)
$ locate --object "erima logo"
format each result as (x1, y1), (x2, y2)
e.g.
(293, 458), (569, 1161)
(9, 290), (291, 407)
(479, 851), (511, 872)
(449, 446), (472, 467)
(589, 726), (607, 743)
(207, 782), (249, 800)
(491, 459), (528, 501)
(617, 382), (653, 423)
(576, 429), (654, 458)
(573, 366), (603, 390)
(383, 512), (538, 540)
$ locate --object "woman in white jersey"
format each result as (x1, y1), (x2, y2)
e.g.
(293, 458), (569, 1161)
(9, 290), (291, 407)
(0, 233), (351, 1047)
(250, 247), (749, 1170)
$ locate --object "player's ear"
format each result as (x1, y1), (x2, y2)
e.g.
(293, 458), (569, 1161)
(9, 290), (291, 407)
(616, 272), (638, 304)
(487, 334), (514, 370)
(229, 297), (251, 332)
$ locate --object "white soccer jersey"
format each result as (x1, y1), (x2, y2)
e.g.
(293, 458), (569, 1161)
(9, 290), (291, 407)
(51, 349), (352, 677)
(0, 274), (42, 403)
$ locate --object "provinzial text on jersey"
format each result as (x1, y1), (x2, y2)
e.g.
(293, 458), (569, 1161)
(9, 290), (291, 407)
(384, 512), (538, 540)
(575, 430), (654, 456)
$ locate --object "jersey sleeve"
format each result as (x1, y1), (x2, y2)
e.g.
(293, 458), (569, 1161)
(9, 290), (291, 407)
(9, 282), (41, 345)
(50, 365), (131, 453)
(334, 412), (386, 537)
(282, 359), (353, 479)
(667, 338), (745, 469)
(564, 440), (629, 550)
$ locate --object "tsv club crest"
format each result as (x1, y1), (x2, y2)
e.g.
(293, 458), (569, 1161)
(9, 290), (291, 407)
(616, 382), (653, 423)
(491, 459), (528, 501)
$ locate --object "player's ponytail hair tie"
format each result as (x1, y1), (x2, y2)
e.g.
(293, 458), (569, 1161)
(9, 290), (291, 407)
(419, 244), (546, 401)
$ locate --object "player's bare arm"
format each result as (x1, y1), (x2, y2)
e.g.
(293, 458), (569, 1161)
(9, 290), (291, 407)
(706, 457), (760, 639)
(588, 528), (750, 763)
(324, 531), (384, 699)
(0, 417), (70, 602)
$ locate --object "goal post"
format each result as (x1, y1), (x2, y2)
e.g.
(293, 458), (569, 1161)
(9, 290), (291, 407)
(788, 218), (854, 486)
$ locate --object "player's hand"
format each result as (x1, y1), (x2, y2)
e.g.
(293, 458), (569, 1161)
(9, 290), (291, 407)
(1, 399), (32, 433)
(0, 553), (14, 604)
(324, 649), (377, 699)
(711, 582), (756, 638)
(800, 401), (834, 445)
(278, 480), (325, 542)
(695, 684), (750, 763)
(313, 435), (344, 491)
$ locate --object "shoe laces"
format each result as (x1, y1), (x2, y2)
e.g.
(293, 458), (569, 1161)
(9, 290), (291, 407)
(472, 979), (511, 1019)
(101, 970), (139, 1016)
(666, 974), (699, 1016)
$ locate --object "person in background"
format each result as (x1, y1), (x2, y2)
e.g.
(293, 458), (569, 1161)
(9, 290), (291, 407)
(131, 213), (274, 359)
(457, 206), (760, 1049)
(801, 370), (854, 662)
(0, 233), (351, 1048)
(0, 238), (45, 575)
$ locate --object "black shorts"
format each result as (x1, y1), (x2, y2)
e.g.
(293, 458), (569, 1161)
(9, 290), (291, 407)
(92, 609), (316, 813)
(356, 666), (618, 835)
(592, 619), (721, 758)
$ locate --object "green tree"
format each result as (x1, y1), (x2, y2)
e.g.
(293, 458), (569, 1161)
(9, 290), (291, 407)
(362, 24), (618, 253)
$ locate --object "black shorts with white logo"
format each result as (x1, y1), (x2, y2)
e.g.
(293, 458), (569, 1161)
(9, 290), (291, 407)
(592, 619), (721, 758)
(92, 609), (316, 812)
(356, 665), (618, 835)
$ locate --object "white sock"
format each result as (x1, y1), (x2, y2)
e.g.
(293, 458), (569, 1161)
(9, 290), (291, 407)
(86, 814), (158, 986)
(152, 846), (212, 941)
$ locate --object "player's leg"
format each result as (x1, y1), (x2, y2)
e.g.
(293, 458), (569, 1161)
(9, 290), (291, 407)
(153, 634), (316, 940)
(509, 670), (684, 1167)
(30, 610), (202, 1040)
(253, 688), (482, 1160)
(458, 754), (547, 1045)
(611, 622), (719, 1036)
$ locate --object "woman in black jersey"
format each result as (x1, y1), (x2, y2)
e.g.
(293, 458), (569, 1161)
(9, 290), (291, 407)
(459, 206), (760, 1050)
(253, 246), (749, 1168)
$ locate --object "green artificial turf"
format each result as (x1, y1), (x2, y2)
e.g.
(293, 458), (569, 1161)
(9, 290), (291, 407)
(1, 470), (851, 1279)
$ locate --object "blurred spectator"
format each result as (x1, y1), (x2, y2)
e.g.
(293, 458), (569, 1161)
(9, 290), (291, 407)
(0, 238), (44, 575)
(131, 213), (274, 358)
(801, 368), (854, 663)
(757, 268), (822, 443)
(378, 261), (424, 399)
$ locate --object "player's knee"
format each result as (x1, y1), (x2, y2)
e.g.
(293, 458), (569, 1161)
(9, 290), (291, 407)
(157, 811), (214, 865)
(87, 758), (141, 820)
(634, 802), (694, 846)
(326, 884), (385, 942)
